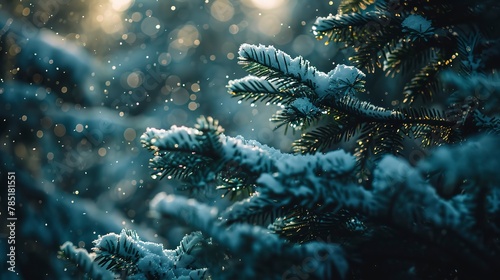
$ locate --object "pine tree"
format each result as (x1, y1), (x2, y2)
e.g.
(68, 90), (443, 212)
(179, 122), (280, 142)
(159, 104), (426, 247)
(59, 0), (500, 279)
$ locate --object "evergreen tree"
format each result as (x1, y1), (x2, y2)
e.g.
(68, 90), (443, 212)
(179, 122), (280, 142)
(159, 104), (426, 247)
(28, 0), (500, 279)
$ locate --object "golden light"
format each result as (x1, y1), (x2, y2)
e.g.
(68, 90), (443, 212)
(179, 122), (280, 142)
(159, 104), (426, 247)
(110, 0), (134, 12)
(250, 0), (285, 10)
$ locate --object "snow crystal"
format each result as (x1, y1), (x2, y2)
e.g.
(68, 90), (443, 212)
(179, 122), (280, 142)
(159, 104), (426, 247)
(401, 14), (432, 34)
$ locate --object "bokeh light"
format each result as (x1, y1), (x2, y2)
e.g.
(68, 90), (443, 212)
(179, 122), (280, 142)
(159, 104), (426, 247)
(210, 0), (235, 22)
(248, 0), (285, 10)
(110, 0), (134, 12)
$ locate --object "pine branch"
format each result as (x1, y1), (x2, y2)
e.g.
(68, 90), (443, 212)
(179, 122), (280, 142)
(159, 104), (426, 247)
(219, 149), (358, 229)
(141, 116), (225, 183)
(349, 32), (400, 73)
(230, 44), (460, 162)
(150, 193), (349, 279)
(254, 146), (500, 274)
(403, 56), (453, 103)
(228, 76), (316, 105)
(384, 38), (439, 77)
(271, 97), (323, 132)
(442, 71), (500, 116)
(145, 129), (500, 277)
(220, 193), (297, 226)
(92, 229), (209, 279)
(370, 124), (405, 158)
(292, 115), (359, 153)
(350, 122), (405, 183)
(473, 111), (500, 134)
(270, 208), (367, 244)
(141, 116), (285, 196)
(92, 230), (141, 277)
(313, 1), (498, 104)
(236, 43), (327, 94)
(231, 44), (455, 151)
(59, 242), (115, 280)
(313, 11), (393, 46)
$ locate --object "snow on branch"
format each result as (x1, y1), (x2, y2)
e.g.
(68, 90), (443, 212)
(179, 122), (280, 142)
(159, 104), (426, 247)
(221, 150), (359, 224)
(237, 43), (328, 95)
(59, 242), (115, 280)
(312, 10), (388, 43)
(253, 152), (472, 233)
(142, 118), (497, 249)
(230, 44), (429, 134)
(219, 143), (494, 257)
(141, 116), (362, 192)
(142, 126), (206, 154)
(237, 43), (365, 99)
(141, 117), (226, 181)
(150, 193), (348, 279)
(417, 135), (500, 193)
(401, 14), (434, 38)
(227, 75), (316, 105)
(142, 116), (481, 239)
(92, 229), (208, 279)
(231, 44), (453, 140)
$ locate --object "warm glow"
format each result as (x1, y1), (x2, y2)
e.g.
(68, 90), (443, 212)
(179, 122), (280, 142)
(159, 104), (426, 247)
(110, 0), (133, 12)
(250, 0), (285, 9)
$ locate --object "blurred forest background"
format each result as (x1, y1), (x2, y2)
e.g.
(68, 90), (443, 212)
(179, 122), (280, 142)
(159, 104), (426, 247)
(0, 0), (401, 278)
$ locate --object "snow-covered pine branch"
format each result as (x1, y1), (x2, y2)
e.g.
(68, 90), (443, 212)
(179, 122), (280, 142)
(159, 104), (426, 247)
(219, 149), (358, 225)
(230, 44), (368, 130)
(230, 44), (452, 141)
(236, 43), (330, 97)
(92, 229), (208, 279)
(235, 43), (366, 99)
(140, 115), (487, 241)
(144, 132), (500, 277)
(140, 116), (360, 194)
(227, 75), (316, 105)
(150, 193), (348, 279)
(220, 150), (473, 239)
(59, 242), (115, 280)
(401, 14), (434, 38)
(312, 10), (390, 44)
